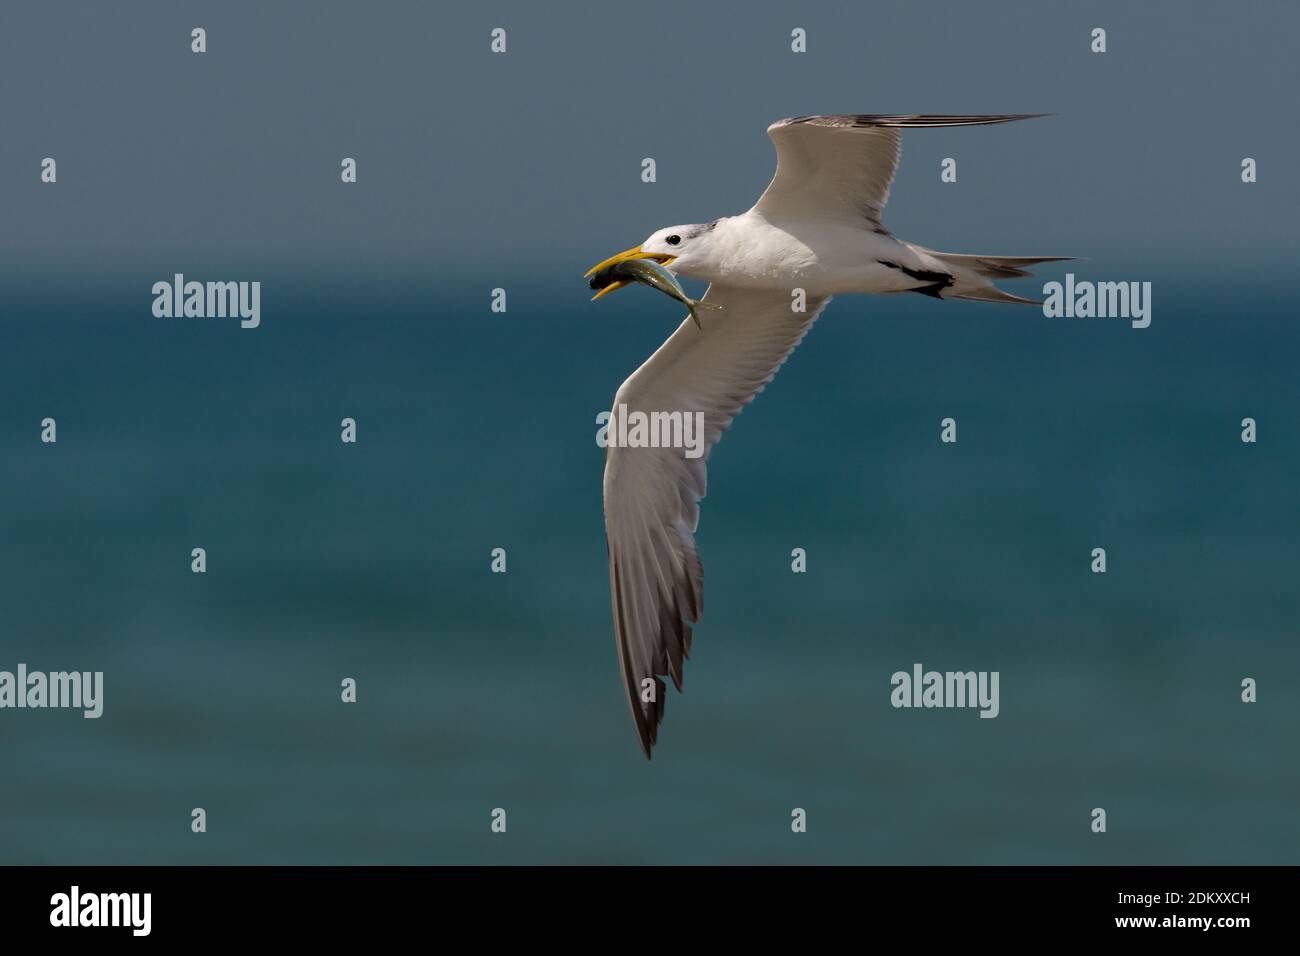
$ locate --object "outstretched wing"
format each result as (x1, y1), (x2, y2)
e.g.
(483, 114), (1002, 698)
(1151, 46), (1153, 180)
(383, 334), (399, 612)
(753, 113), (1046, 225)
(603, 284), (831, 757)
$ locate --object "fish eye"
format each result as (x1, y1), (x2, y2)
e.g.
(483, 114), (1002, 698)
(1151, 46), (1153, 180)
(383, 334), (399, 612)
(665, 234), (681, 246)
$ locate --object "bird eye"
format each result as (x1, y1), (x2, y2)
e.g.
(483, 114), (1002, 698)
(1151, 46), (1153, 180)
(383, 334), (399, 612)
(666, 235), (681, 246)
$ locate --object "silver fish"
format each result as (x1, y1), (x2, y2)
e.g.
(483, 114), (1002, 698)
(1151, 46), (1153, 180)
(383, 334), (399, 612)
(587, 258), (717, 329)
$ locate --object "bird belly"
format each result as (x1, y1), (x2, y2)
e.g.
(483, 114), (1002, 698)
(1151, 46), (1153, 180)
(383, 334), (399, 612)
(796, 228), (932, 294)
(700, 216), (926, 296)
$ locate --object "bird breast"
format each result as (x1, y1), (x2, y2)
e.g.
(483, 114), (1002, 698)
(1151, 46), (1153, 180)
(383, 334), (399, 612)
(689, 213), (903, 295)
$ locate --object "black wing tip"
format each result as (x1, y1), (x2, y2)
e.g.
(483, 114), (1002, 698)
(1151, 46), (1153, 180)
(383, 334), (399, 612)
(632, 711), (658, 759)
(774, 112), (1054, 130)
(610, 530), (705, 761)
(634, 674), (667, 759)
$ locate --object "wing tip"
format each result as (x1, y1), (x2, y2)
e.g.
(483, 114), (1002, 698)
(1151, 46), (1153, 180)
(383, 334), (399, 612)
(633, 675), (667, 759)
(770, 112), (1054, 133)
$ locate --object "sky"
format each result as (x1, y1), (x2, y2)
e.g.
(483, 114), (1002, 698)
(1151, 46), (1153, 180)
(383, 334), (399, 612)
(0, 0), (1295, 273)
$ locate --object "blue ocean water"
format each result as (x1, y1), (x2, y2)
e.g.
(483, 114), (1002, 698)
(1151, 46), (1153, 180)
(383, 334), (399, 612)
(1, 252), (1296, 864)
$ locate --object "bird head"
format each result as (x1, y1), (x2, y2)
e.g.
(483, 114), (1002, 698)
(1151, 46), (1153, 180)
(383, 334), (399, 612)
(585, 223), (717, 297)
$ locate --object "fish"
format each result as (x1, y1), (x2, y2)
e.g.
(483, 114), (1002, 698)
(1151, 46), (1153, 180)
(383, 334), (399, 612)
(587, 257), (718, 329)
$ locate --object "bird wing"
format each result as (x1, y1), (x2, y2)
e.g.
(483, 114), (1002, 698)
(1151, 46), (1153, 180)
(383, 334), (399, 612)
(603, 283), (832, 757)
(752, 114), (1046, 225)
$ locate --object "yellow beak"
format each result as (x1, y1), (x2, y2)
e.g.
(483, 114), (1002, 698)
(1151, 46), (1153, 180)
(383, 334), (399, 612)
(586, 245), (677, 301)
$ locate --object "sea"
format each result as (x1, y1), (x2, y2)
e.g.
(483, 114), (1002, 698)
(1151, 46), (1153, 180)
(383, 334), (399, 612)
(1, 249), (1296, 864)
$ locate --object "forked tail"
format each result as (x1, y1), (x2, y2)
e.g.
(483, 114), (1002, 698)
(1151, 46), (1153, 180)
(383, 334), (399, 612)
(930, 252), (1075, 306)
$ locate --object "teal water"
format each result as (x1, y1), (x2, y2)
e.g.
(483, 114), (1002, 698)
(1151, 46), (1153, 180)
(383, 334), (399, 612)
(1, 256), (1297, 864)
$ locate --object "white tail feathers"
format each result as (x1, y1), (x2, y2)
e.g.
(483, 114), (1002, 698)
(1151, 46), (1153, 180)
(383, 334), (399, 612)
(948, 285), (1044, 306)
(925, 250), (1074, 306)
(932, 253), (1075, 280)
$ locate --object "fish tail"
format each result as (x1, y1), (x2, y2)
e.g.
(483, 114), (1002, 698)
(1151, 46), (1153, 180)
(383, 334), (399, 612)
(687, 298), (721, 330)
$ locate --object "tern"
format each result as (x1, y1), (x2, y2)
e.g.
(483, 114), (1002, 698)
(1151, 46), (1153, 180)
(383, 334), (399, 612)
(588, 114), (1069, 757)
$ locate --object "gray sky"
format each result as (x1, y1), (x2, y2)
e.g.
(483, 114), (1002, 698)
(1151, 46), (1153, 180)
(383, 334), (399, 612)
(2, 0), (1294, 268)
